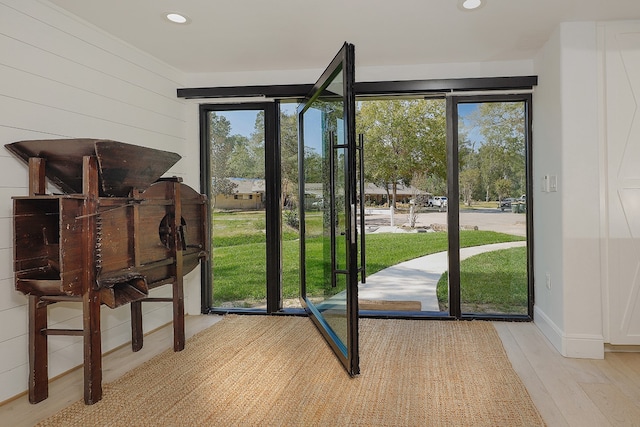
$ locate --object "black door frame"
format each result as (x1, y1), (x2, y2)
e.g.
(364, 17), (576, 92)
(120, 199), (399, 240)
(297, 42), (359, 375)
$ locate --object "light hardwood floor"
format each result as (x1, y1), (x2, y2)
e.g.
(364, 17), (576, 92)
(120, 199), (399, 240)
(1, 317), (639, 426)
(494, 322), (640, 427)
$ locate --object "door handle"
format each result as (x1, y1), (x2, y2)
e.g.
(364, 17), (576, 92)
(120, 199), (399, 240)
(351, 204), (357, 244)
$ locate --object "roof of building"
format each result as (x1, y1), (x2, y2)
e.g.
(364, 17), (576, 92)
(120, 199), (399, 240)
(229, 179), (426, 197)
(229, 178), (265, 194)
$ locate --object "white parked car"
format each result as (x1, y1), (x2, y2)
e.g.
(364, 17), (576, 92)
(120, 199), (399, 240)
(428, 196), (448, 207)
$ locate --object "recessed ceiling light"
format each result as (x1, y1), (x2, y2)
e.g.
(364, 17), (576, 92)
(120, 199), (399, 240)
(460, 0), (483, 10)
(165, 13), (190, 24)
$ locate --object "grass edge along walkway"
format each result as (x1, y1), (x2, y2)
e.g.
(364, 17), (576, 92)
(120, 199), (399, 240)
(212, 230), (526, 307)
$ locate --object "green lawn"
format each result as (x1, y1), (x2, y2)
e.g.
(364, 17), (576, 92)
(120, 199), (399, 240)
(436, 246), (528, 314)
(211, 210), (526, 310)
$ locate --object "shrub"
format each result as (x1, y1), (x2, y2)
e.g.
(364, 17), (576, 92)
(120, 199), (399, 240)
(283, 209), (299, 229)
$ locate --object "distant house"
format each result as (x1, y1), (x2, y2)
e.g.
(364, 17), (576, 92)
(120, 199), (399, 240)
(217, 180), (427, 210)
(362, 183), (427, 205)
(303, 182), (427, 208)
(303, 183), (324, 209)
(214, 178), (265, 210)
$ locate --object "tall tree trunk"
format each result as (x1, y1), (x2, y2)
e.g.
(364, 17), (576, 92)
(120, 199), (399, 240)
(392, 181), (398, 209)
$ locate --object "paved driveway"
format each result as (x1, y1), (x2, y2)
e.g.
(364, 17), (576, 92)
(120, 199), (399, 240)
(365, 208), (527, 236)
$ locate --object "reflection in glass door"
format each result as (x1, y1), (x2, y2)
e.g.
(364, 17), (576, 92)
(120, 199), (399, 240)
(298, 43), (359, 375)
(454, 96), (532, 317)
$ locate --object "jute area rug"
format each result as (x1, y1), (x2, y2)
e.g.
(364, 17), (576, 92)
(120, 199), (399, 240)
(38, 315), (545, 426)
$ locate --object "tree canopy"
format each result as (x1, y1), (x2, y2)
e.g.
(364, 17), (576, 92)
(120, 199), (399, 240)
(356, 99), (446, 206)
(208, 113), (238, 207)
(208, 99), (527, 211)
(459, 101), (526, 201)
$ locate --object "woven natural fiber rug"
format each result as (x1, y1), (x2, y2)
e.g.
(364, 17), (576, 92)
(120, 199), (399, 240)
(38, 315), (545, 426)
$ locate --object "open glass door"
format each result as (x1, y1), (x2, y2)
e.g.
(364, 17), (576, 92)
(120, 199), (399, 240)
(298, 42), (359, 375)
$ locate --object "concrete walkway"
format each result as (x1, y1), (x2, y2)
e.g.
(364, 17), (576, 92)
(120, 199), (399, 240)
(358, 241), (527, 311)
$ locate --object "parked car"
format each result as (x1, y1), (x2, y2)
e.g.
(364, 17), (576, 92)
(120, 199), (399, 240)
(498, 198), (514, 211)
(498, 195), (526, 211)
(428, 196), (448, 208)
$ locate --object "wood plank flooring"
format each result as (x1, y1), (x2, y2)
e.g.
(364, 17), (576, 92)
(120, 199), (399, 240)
(1, 317), (639, 426)
(494, 322), (640, 427)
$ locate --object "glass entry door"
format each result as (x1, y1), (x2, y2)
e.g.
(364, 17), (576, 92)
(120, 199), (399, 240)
(298, 42), (360, 375)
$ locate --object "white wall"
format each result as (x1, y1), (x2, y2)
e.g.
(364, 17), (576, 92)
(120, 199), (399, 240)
(559, 22), (603, 357)
(530, 21), (640, 358)
(531, 25), (566, 352)
(0, 0), (199, 403)
(533, 22), (604, 358)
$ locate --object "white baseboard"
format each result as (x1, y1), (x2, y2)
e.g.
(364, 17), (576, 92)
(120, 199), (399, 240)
(563, 333), (605, 359)
(534, 306), (604, 359)
(534, 306), (564, 353)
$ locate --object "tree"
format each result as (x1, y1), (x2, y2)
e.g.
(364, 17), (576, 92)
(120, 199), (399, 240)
(478, 143), (504, 201)
(225, 111), (265, 179)
(227, 134), (256, 178)
(412, 171), (446, 198)
(303, 150), (323, 183)
(494, 178), (512, 202)
(280, 109), (299, 208)
(357, 99), (446, 207)
(460, 169), (481, 206)
(208, 113), (238, 208)
(462, 102), (526, 201)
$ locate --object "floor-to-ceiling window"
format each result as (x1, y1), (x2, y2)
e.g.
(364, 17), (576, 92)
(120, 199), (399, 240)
(193, 78), (535, 320)
(448, 95), (533, 319)
(199, 103), (280, 312)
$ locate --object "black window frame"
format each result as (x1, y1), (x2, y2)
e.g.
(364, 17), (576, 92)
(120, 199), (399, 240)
(193, 77), (536, 321)
(199, 102), (281, 314)
(447, 93), (534, 321)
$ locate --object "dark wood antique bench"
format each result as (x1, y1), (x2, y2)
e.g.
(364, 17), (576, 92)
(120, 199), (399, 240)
(5, 139), (208, 405)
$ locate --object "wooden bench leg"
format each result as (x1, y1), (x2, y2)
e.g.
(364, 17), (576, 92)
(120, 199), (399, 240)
(81, 155), (102, 405)
(83, 289), (102, 405)
(28, 295), (48, 404)
(173, 277), (185, 352)
(171, 179), (185, 352)
(131, 301), (143, 352)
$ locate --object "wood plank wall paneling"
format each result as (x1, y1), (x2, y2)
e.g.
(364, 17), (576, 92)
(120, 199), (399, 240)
(0, 0), (189, 403)
(0, 271), (25, 312)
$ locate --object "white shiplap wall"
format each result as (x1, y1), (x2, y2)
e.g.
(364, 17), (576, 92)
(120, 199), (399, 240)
(0, 0), (193, 403)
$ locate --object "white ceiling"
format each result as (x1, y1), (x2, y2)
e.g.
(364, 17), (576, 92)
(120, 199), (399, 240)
(47, 0), (640, 74)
